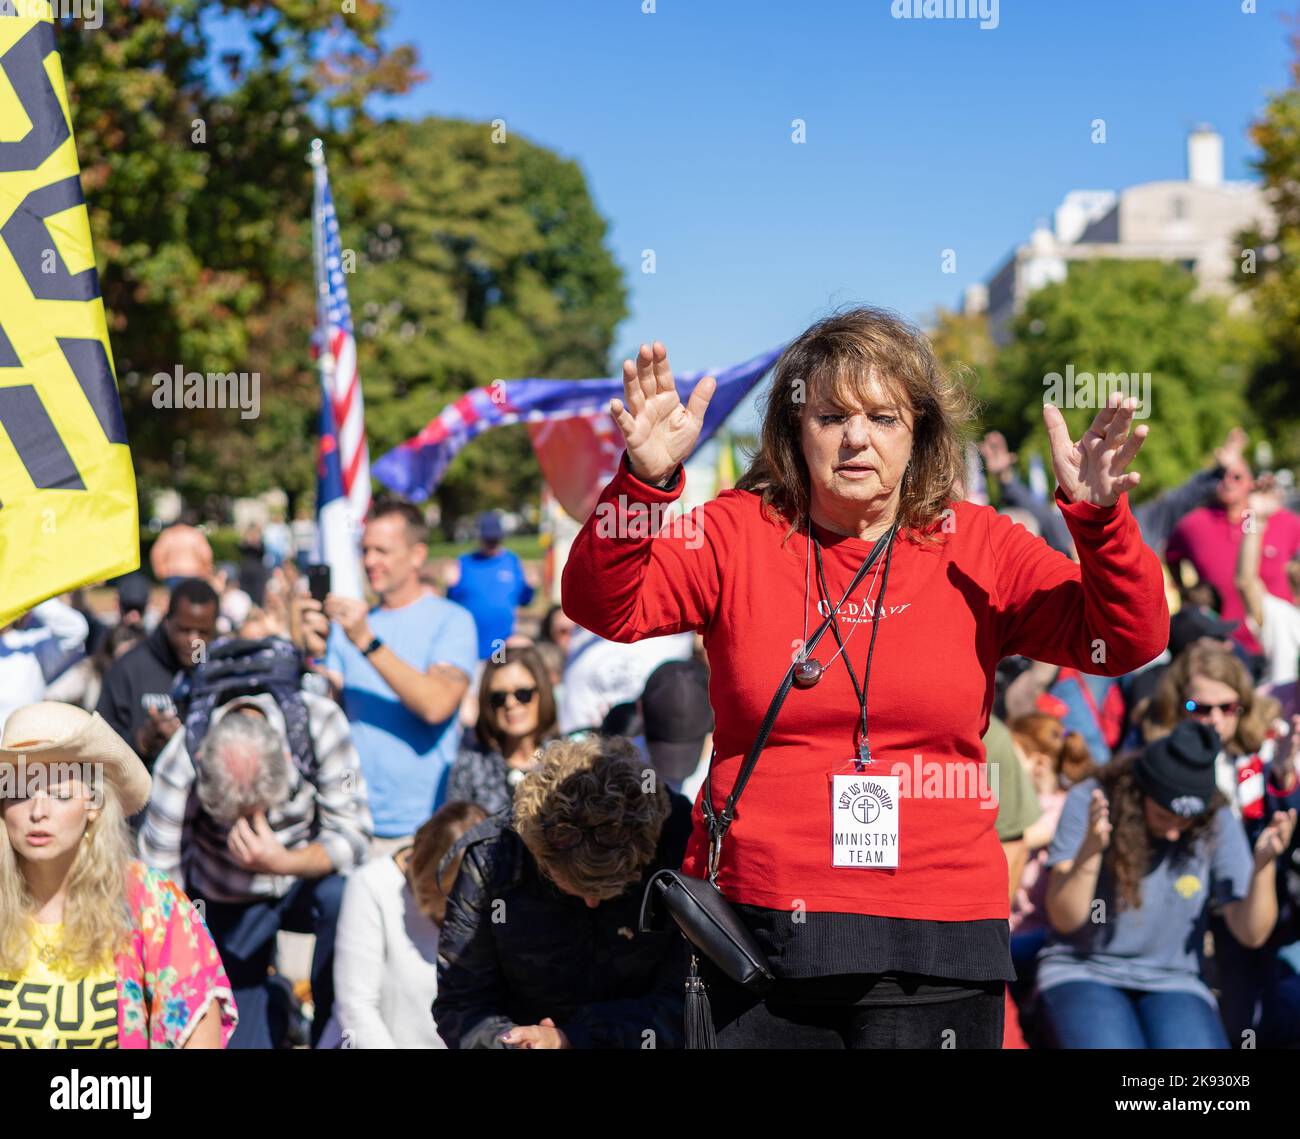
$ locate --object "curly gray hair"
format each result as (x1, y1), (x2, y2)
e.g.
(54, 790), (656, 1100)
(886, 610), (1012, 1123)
(196, 707), (291, 824)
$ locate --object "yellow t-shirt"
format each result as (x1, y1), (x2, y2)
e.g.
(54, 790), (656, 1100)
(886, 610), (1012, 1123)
(0, 924), (117, 1049)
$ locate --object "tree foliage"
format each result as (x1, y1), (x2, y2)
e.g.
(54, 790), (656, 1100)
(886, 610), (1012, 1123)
(1237, 23), (1300, 464)
(57, 3), (625, 526)
(335, 117), (627, 529)
(988, 260), (1256, 498)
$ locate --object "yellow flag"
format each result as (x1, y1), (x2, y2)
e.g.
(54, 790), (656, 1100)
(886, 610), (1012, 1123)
(717, 431), (736, 491)
(0, 15), (138, 626)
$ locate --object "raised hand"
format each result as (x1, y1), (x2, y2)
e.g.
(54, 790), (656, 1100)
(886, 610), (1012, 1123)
(1247, 482), (1285, 522)
(1215, 426), (1248, 472)
(1253, 808), (1297, 872)
(1275, 715), (1300, 783)
(609, 341), (715, 485)
(1043, 393), (1148, 507)
(978, 431), (1018, 483)
(1078, 788), (1112, 859)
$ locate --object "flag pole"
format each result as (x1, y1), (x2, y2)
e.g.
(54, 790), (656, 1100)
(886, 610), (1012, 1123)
(308, 139), (335, 413)
(307, 139), (365, 598)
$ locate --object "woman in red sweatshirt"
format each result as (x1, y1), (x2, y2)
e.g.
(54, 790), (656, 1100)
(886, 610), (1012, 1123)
(562, 307), (1168, 1048)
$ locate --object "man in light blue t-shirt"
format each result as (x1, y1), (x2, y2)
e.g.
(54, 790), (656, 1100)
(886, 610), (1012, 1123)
(300, 500), (477, 847)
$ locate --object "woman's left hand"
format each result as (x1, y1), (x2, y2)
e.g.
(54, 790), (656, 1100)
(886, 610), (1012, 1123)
(1043, 393), (1149, 507)
(1253, 808), (1297, 873)
(501, 1017), (570, 1049)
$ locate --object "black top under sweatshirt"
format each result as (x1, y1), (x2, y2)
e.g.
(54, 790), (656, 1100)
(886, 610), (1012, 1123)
(732, 905), (1015, 1002)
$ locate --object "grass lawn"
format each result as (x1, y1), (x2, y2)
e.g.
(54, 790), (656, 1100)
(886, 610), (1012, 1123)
(425, 534), (545, 562)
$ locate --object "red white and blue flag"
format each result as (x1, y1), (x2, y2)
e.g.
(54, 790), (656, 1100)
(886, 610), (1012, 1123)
(310, 141), (367, 598)
(372, 346), (784, 505)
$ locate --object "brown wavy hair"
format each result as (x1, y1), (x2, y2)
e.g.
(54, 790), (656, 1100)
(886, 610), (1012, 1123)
(407, 800), (487, 924)
(513, 735), (669, 901)
(474, 645), (559, 755)
(1095, 753), (1225, 912)
(1142, 643), (1271, 755)
(1009, 713), (1096, 786)
(736, 306), (976, 542)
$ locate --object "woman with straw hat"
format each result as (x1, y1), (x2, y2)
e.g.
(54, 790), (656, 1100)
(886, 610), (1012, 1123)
(0, 701), (237, 1048)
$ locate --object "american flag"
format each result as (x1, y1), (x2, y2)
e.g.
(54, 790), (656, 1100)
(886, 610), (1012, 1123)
(311, 142), (370, 527)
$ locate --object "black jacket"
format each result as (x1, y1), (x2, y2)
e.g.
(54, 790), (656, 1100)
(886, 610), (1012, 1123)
(95, 624), (182, 767)
(433, 791), (692, 1049)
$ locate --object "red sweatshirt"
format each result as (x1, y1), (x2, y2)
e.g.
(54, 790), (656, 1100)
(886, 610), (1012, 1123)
(562, 456), (1169, 922)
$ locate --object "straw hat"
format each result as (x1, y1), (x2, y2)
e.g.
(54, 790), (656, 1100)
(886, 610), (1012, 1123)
(0, 702), (153, 815)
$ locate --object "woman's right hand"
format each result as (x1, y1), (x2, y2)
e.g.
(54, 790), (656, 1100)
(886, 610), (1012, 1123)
(1078, 788), (1112, 859)
(609, 341), (715, 485)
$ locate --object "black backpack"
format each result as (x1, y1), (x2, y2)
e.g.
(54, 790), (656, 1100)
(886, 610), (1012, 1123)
(171, 637), (319, 779)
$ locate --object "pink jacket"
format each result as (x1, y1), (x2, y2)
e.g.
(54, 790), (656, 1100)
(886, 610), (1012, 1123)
(114, 861), (237, 1048)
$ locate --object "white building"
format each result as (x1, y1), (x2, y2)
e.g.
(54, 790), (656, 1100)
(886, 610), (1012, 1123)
(967, 128), (1274, 343)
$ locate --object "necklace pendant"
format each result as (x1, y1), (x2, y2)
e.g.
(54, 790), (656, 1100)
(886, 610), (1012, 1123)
(793, 658), (823, 688)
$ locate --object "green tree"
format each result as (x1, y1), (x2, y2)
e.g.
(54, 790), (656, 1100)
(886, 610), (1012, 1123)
(1237, 23), (1300, 465)
(335, 116), (628, 532)
(59, 0), (420, 510)
(992, 261), (1253, 498)
(925, 305), (998, 420)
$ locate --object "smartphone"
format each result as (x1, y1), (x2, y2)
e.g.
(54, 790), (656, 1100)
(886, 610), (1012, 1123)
(307, 563), (331, 604)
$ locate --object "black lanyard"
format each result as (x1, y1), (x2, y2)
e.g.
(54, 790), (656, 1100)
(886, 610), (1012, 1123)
(813, 527), (896, 767)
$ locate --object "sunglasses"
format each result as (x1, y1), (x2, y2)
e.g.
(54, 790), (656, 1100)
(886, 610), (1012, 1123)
(540, 820), (625, 851)
(488, 687), (537, 710)
(1184, 699), (1243, 718)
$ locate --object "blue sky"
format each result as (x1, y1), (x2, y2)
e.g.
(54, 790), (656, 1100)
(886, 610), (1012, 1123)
(372, 0), (1293, 391)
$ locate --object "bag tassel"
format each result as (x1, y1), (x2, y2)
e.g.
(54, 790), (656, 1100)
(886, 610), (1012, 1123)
(684, 954), (717, 1050)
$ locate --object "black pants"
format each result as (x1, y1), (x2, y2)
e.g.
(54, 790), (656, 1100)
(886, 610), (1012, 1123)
(197, 874), (345, 1049)
(708, 971), (1005, 1049)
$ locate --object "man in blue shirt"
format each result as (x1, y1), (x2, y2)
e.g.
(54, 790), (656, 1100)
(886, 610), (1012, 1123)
(447, 512), (535, 661)
(299, 499), (478, 850)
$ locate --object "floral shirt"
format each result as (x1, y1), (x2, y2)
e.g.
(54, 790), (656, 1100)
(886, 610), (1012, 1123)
(114, 861), (237, 1048)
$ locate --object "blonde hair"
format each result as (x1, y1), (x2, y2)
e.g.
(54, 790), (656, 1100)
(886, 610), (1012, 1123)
(0, 774), (133, 975)
(513, 735), (668, 901)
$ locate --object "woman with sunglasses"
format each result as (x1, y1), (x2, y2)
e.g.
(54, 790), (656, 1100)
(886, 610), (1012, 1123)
(433, 734), (692, 1048)
(1144, 641), (1300, 1040)
(1143, 643), (1281, 822)
(447, 646), (558, 816)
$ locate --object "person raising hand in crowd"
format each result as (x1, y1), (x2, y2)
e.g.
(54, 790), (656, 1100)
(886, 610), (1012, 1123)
(564, 310), (1167, 1048)
(1039, 721), (1295, 1049)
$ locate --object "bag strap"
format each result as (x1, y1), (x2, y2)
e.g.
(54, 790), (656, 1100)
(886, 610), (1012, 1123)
(700, 526), (894, 880)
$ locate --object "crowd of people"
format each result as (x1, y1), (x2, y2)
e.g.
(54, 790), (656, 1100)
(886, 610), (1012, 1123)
(1, 309), (1298, 1050)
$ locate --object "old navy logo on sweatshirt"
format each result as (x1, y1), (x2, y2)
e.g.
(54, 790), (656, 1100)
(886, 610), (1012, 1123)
(815, 598), (912, 624)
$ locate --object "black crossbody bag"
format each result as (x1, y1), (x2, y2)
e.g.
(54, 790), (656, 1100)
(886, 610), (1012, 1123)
(638, 529), (893, 1048)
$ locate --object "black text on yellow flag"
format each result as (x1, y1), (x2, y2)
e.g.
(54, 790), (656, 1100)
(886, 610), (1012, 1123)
(0, 15), (139, 624)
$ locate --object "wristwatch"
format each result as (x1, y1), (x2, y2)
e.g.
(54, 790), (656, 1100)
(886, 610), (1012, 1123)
(361, 636), (384, 657)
